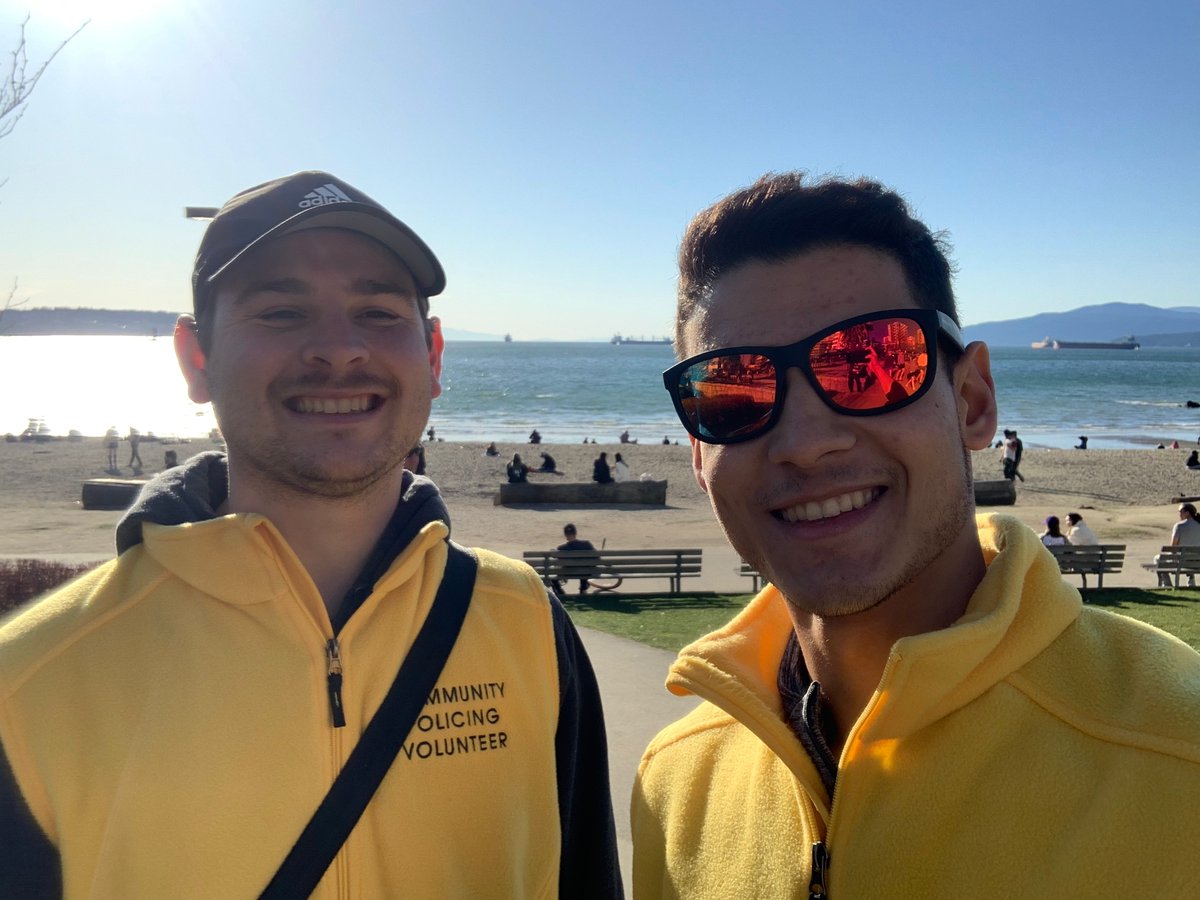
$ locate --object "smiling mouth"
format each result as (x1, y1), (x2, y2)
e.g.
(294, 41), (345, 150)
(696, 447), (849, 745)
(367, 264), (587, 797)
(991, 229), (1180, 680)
(286, 395), (382, 414)
(774, 487), (881, 523)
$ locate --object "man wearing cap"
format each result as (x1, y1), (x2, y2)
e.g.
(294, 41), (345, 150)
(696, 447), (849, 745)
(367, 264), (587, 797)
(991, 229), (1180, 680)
(0, 172), (622, 897)
(632, 172), (1200, 897)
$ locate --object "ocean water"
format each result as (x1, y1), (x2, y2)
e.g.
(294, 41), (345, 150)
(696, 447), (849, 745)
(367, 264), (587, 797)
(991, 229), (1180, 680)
(2, 336), (1199, 449)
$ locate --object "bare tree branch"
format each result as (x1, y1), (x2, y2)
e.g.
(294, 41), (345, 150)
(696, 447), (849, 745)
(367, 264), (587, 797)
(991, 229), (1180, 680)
(0, 277), (28, 330)
(1, 16), (88, 140)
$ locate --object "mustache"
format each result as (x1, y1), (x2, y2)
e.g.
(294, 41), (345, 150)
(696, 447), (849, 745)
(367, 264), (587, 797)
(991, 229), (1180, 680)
(278, 371), (396, 394)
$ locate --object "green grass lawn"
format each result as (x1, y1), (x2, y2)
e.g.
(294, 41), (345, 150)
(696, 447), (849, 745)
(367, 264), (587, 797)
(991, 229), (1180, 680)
(564, 588), (1200, 654)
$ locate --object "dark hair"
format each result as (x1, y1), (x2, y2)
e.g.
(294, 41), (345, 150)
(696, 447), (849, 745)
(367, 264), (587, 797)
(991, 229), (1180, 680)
(1182, 503), (1199, 521)
(676, 172), (961, 363)
(564, 523), (577, 534)
(1066, 512), (1083, 526)
(1044, 515), (1064, 537)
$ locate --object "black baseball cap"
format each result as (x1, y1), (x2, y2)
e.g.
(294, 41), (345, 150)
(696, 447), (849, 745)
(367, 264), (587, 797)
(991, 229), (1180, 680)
(191, 171), (446, 316)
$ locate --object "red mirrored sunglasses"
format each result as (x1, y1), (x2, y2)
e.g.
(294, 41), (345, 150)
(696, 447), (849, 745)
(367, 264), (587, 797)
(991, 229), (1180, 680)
(663, 308), (965, 445)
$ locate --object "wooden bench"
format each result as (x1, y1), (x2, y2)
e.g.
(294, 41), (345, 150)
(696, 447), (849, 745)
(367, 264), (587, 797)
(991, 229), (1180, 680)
(739, 561), (768, 592)
(522, 548), (701, 594)
(1143, 546), (1200, 588)
(1049, 544), (1126, 589)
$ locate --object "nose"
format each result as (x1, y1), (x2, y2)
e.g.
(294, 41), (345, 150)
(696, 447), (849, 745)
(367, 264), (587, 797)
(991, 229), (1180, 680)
(302, 317), (369, 370)
(764, 367), (856, 467)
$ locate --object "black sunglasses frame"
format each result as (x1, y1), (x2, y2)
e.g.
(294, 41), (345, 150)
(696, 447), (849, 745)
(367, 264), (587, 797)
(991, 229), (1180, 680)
(662, 308), (966, 445)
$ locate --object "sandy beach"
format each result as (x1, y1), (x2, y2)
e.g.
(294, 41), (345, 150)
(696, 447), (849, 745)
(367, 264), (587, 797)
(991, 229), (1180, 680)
(3, 437), (1197, 588)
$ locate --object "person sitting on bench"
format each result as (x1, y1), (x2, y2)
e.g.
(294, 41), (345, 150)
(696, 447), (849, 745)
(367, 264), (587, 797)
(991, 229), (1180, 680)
(551, 523), (598, 595)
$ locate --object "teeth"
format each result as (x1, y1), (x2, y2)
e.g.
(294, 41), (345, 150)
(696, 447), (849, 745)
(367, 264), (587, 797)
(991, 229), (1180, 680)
(294, 395), (374, 414)
(779, 488), (877, 523)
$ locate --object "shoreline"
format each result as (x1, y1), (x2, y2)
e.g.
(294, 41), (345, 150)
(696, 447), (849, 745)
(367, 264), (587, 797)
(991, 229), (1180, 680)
(3, 438), (1197, 590)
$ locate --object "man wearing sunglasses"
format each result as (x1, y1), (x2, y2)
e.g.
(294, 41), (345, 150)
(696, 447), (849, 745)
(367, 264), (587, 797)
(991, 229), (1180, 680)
(633, 173), (1200, 898)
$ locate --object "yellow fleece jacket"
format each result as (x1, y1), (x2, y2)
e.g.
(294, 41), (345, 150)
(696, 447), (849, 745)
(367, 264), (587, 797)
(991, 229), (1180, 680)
(632, 514), (1200, 899)
(0, 516), (564, 898)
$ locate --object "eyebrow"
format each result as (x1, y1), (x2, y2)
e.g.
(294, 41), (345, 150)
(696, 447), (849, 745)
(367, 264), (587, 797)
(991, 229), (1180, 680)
(232, 277), (416, 306)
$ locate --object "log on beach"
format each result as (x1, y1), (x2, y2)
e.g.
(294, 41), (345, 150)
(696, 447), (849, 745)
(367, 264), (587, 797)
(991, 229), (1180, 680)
(496, 480), (668, 506)
(974, 479), (1017, 506)
(81, 478), (148, 511)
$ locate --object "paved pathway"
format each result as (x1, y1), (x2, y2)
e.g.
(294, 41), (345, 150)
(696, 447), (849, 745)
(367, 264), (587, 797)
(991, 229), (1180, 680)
(575, 626), (701, 896)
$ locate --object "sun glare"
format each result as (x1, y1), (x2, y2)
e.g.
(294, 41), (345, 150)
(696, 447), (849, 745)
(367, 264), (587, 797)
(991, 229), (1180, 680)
(27, 0), (164, 27)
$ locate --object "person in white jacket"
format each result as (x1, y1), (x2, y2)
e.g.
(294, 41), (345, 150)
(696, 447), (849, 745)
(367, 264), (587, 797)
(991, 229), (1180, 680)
(1065, 512), (1099, 545)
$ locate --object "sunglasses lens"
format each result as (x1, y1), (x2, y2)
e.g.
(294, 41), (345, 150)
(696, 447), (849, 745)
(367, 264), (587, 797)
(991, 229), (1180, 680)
(811, 316), (930, 410)
(675, 353), (777, 441)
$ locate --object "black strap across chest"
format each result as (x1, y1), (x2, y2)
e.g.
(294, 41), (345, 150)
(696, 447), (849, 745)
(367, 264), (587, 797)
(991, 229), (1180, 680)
(259, 541), (478, 899)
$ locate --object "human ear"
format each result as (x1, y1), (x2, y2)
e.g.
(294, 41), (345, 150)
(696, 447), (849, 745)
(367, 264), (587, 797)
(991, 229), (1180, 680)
(175, 315), (212, 404)
(428, 316), (446, 399)
(953, 341), (998, 451)
(690, 435), (709, 493)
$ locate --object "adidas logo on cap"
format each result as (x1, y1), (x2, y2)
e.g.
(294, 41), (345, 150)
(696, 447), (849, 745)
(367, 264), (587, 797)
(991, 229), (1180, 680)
(298, 183), (353, 209)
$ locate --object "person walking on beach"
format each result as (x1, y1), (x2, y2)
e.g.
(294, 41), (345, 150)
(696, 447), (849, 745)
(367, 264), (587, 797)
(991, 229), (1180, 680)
(126, 427), (143, 470)
(0, 171), (621, 897)
(104, 426), (119, 471)
(592, 451), (613, 484)
(1001, 428), (1024, 481)
(1065, 512), (1099, 545)
(636, 171), (1200, 898)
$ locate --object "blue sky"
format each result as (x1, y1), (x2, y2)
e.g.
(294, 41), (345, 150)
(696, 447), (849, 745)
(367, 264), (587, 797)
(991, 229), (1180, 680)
(2, 0), (1196, 340)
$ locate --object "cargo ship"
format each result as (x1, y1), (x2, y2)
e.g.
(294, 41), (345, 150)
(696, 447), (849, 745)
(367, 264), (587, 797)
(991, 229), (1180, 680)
(1030, 336), (1140, 350)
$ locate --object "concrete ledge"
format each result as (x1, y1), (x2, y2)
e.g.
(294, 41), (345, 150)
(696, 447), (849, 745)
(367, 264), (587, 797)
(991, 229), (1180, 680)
(974, 479), (1016, 506)
(497, 480), (668, 506)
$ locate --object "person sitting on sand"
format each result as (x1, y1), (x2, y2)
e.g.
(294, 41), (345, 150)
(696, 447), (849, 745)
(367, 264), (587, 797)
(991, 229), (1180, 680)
(485, 441), (500, 457)
(1075, 435), (1088, 450)
(538, 452), (558, 473)
(506, 452), (529, 483)
(592, 452), (613, 484)
(612, 452), (631, 482)
(528, 429), (542, 444)
(1187, 450), (1200, 470)
(1039, 515), (1070, 547)
(1065, 513), (1099, 545)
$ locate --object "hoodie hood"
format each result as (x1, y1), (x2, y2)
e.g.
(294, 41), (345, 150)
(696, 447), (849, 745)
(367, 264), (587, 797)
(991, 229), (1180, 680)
(116, 451), (230, 554)
(115, 451), (453, 632)
(665, 514), (1082, 743)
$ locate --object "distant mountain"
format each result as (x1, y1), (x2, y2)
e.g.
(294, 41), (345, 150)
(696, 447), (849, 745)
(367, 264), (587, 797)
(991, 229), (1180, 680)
(963, 302), (1200, 347)
(0, 307), (180, 336)
(0, 307), (503, 341)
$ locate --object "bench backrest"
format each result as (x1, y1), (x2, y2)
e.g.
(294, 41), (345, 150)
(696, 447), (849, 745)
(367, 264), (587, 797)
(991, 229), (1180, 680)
(1051, 547), (1123, 573)
(522, 548), (702, 576)
(1156, 546), (1200, 566)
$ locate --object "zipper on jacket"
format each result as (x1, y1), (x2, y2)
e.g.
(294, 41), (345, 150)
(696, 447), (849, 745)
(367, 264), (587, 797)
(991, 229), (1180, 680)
(326, 638), (347, 728)
(809, 841), (830, 899)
